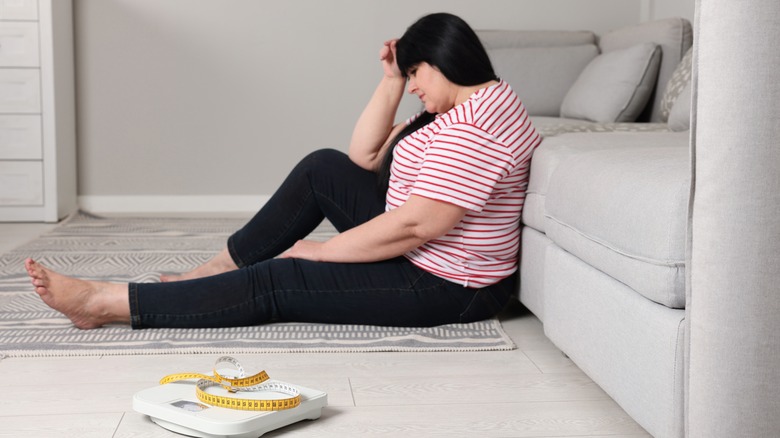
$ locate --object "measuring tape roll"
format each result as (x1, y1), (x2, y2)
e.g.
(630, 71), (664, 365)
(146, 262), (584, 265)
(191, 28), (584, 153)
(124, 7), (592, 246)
(159, 356), (301, 411)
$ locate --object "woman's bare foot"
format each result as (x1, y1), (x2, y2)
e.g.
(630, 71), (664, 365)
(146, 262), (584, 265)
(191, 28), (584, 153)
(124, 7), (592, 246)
(160, 248), (239, 282)
(25, 258), (130, 329)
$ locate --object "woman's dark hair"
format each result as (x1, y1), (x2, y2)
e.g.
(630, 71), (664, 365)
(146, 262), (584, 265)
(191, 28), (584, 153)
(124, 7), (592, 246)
(396, 13), (497, 86)
(377, 13), (497, 193)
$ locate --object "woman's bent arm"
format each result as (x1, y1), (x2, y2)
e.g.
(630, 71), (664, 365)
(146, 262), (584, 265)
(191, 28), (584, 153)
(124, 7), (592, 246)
(282, 195), (467, 263)
(348, 76), (406, 171)
(349, 40), (407, 171)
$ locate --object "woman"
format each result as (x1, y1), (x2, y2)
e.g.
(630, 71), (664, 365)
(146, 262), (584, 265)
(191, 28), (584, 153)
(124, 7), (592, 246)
(25, 12), (541, 330)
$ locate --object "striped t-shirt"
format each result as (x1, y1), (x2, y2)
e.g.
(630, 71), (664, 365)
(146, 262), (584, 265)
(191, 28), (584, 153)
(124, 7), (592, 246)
(386, 80), (541, 288)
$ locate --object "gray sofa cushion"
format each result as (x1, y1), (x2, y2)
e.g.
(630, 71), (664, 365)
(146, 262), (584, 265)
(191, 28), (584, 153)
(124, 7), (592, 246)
(543, 138), (690, 308)
(659, 47), (693, 122)
(599, 17), (694, 122)
(522, 129), (677, 233)
(560, 43), (662, 123)
(667, 81), (691, 132)
(490, 45), (598, 116)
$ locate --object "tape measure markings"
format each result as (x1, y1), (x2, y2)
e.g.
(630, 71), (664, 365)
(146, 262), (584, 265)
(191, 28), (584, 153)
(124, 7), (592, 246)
(159, 356), (301, 411)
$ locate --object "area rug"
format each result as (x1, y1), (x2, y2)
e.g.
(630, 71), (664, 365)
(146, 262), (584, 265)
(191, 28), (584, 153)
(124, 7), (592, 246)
(0, 211), (515, 358)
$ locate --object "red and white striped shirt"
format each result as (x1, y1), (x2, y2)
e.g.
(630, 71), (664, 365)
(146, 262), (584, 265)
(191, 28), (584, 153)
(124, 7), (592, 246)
(387, 80), (540, 288)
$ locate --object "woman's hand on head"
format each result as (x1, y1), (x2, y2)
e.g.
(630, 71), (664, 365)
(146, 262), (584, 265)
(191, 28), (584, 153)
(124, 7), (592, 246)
(380, 39), (403, 79)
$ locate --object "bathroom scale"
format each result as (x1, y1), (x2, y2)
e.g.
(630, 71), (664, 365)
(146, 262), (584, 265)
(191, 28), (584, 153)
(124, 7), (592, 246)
(133, 357), (328, 438)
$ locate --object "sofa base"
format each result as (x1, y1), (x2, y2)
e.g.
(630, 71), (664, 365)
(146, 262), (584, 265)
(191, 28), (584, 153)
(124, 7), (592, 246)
(543, 244), (684, 438)
(519, 226), (554, 322)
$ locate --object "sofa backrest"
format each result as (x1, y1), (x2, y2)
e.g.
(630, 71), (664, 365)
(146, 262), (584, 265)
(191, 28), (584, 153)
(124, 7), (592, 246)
(479, 18), (693, 123)
(478, 30), (599, 117)
(478, 29), (596, 49)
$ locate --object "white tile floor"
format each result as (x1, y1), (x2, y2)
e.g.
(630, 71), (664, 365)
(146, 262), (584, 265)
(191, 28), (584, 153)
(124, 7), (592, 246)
(0, 218), (650, 437)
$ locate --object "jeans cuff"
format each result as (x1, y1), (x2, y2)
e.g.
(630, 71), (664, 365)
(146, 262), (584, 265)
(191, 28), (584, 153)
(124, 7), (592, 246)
(128, 283), (143, 329)
(227, 235), (247, 269)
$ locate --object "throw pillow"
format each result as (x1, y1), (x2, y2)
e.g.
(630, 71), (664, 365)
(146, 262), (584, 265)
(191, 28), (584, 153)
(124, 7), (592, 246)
(659, 47), (694, 122)
(598, 18), (693, 122)
(489, 45), (598, 117)
(668, 81), (692, 131)
(560, 43), (662, 123)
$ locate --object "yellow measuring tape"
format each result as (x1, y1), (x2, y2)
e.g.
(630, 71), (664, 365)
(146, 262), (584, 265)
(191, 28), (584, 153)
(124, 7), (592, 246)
(159, 356), (301, 411)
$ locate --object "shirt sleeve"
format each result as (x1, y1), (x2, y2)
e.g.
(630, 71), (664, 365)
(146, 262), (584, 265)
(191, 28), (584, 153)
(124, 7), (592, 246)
(410, 123), (515, 212)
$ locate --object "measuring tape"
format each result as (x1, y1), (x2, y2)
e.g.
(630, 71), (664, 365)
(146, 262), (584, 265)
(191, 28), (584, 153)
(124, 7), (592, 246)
(159, 356), (301, 411)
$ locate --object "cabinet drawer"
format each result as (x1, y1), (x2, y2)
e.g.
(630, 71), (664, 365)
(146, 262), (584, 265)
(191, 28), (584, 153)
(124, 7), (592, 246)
(0, 0), (38, 21)
(0, 160), (42, 205)
(0, 22), (39, 67)
(0, 114), (41, 158)
(0, 69), (40, 113)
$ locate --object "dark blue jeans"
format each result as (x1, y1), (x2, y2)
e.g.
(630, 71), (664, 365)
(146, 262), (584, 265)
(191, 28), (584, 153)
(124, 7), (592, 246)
(128, 149), (514, 329)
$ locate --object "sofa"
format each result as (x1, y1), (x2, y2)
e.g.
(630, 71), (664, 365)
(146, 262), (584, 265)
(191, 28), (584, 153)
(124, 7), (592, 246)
(479, 17), (695, 438)
(686, 1), (780, 437)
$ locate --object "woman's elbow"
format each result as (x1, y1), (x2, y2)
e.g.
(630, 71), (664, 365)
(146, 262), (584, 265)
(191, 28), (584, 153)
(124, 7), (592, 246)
(402, 198), (467, 243)
(410, 221), (453, 243)
(347, 150), (376, 171)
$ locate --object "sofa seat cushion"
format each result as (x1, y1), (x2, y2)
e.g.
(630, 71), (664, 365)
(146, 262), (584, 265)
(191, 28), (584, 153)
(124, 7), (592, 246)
(543, 138), (690, 308)
(532, 116), (671, 138)
(523, 130), (683, 232)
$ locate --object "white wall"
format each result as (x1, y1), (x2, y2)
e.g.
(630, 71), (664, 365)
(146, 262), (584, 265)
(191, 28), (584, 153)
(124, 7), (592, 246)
(73, 0), (694, 212)
(651, 0), (695, 23)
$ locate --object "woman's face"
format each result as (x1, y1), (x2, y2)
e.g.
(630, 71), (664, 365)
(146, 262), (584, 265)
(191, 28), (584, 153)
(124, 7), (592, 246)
(406, 62), (457, 114)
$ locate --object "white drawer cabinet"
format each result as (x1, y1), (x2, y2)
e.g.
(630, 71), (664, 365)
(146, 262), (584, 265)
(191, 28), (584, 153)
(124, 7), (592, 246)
(0, 115), (42, 158)
(0, 0), (39, 21)
(0, 160), (42, 205)
(0, 0), (76, 222)
(0, 69), (41, 112)
(0, 21), (39, 67)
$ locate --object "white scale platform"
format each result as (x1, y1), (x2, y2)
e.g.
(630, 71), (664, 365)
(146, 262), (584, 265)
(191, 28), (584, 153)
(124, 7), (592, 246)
(133, 377), (327, 438)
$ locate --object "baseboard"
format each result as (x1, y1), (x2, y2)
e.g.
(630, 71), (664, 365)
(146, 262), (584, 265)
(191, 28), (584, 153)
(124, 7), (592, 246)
(78, 195), (270, 214)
